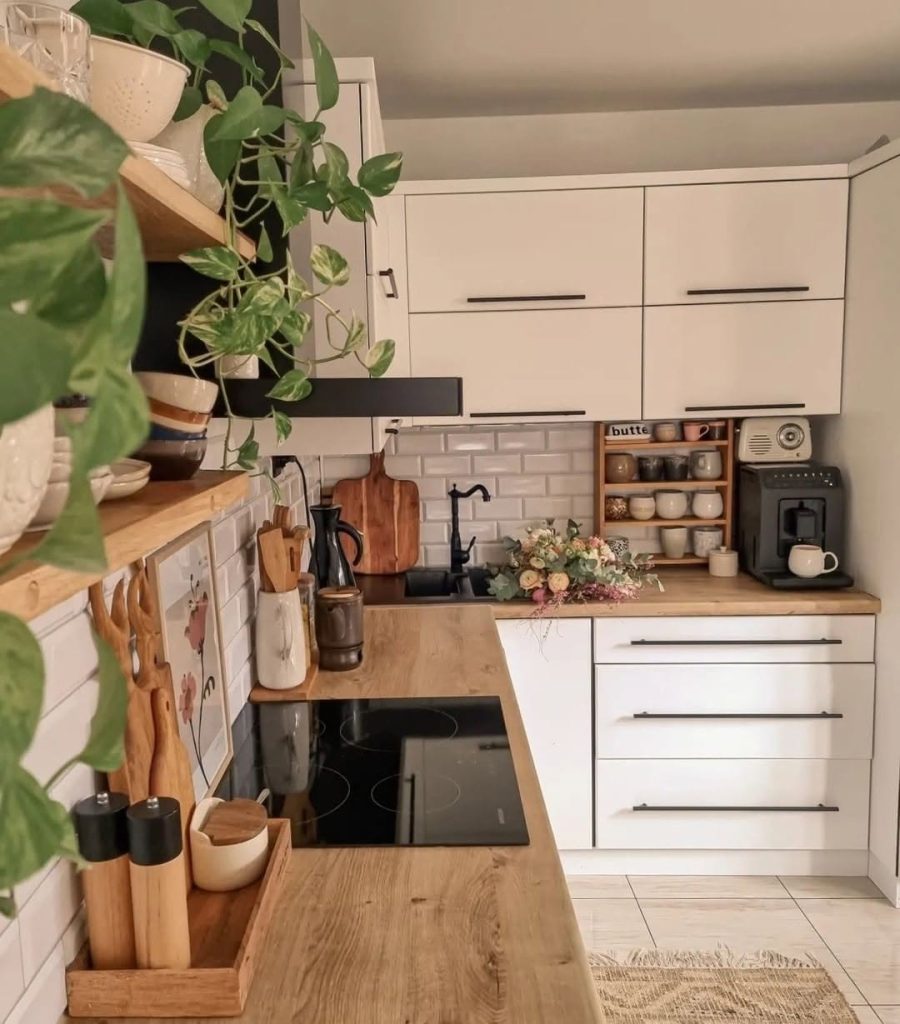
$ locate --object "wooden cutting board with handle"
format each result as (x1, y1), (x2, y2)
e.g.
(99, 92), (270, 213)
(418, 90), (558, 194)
(332, 451), (420, 574)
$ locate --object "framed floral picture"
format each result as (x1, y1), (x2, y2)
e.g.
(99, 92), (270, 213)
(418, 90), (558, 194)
(149, 524), (232, 801)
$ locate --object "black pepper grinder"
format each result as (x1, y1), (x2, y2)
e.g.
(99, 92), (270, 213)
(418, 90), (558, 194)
(127, 796), (191, 969)
(72, 792), (136, 969)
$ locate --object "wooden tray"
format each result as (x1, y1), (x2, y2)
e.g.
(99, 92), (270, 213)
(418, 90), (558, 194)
(249, 656), (318, 703)
(66, 820), (291, 1018)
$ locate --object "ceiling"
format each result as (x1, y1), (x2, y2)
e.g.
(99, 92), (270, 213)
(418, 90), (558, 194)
(295, 0), (900, 119)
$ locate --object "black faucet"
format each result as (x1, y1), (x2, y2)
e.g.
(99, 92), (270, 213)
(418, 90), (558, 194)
(448, 482), (492, 574)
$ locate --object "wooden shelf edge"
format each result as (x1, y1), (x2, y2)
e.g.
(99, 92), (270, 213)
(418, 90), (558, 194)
(0, 45), (255, 262)
(606, 480), (728, 491)
(0, 471), (248, 621)
(607, 517), (727, 528)
(604, 439), (729, 450)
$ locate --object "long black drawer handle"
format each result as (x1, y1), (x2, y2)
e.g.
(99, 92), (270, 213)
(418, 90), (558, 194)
(470, 409), (586, 418)
(685, 403), (807, 412)
(466, 293), (587, 303)
(686, 286), (810, 296)
(630, 638), (841, 647)
(378, 267), (398, 299)
(633, 803), (839, 812)
(633, 711), (843, 720)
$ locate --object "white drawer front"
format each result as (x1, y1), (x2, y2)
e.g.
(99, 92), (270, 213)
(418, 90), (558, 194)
(644, 179), (848, 305)
(405, 189), (644, 312)
(595, 759), (870, 850)
(595, 663), (874, 759)
(593, 616), (875, 664)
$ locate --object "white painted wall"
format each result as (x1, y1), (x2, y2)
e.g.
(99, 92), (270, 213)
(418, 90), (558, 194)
(818, 152), (900, 904)
(386, 101), (900, 180)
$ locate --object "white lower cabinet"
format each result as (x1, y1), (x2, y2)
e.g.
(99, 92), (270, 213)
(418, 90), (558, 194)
(496, 619), (593, 849)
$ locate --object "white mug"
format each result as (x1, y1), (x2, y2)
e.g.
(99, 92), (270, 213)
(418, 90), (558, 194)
(256, 590), (307, 689)
(788, 544), (839, 578)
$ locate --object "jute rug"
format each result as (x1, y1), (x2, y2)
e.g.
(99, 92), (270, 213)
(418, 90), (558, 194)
(589, 949), (861, 1023)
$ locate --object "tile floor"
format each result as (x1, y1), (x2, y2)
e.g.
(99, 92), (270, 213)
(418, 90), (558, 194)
(568, 875), (900, 1021)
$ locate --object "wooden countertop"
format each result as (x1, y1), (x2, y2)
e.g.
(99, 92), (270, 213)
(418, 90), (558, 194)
(94, 606), (601, 1024)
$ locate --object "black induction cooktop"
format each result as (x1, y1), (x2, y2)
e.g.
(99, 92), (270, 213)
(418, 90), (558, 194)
(217, 697), (529, 848)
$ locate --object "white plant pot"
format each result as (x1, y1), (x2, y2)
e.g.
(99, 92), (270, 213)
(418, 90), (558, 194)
(90, 37), (188, 143)
(0, 404), (53, 555)
(153, 104), (225, 211)
(219, 355), (259, 380)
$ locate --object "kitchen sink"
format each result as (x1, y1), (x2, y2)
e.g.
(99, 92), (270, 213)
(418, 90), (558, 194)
(403, 568), (461, 599)
(356, 567), (498, 605)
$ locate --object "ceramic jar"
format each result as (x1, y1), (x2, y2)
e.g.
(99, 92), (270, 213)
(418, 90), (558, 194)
(653, 422), (679, 442)
(638, 455), (664, 481)
(654, 490), (689, 520)
(660, 526), (689, 559)
(691, 489), (724, 520)
(663, 454), (689, 481)
(0, 404), (53, 555)
(256, 590), (308, 690)
(605, 452), (637, 483)
(606, 535), (629, 561)
(605, 496), (629, 521)
(628, 495), (656, 521)
(690, 449), (723, 481)
(153, 104), (225, 211)
(708, 546), (739, 577)
(692, 525), (724, 558)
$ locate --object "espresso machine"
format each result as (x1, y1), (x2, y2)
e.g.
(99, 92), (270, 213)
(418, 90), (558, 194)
(738, 463), (854, 589)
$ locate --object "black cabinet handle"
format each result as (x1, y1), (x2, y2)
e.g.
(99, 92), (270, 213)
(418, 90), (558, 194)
(684, 403), (806, 412)
(378, 267), (399, 299)
(629, 638), (841, 647)
(685, 286), (810, 296)
(633, 711), (843, 720)
(466, 293), (586, 303)
(470, 409), (586, 418)
(633, 803), (839, 812)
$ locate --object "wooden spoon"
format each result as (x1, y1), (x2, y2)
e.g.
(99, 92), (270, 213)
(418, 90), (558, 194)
(258, 524), (291, 593)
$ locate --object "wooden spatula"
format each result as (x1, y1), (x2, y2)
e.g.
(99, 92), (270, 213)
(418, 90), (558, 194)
(258, 524), (291, 593)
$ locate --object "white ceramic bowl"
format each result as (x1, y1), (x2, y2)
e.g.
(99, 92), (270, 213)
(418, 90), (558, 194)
(0, 405), (53, 554)
(104, 459), (151, 501)
(135, 372), (219, 414)
(27, 470), (113, 532)
(90, 37), (189, 144)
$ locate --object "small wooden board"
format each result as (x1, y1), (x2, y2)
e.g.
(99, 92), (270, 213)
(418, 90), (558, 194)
(66, 820), (290, 1018)
(249, 657), (318, 703)
(332, 451), (420, 575)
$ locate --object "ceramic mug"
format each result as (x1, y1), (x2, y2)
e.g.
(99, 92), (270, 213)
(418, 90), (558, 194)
(256, 589), (307, 690)
(660, 526), (688, 559)
(691, 489), (724, 520)
(654, 490), (689, 520)
(605, 452), (637, 483)
(706, 419), (728, 441)
(628, 495), (656, 521)
(606, 535), (630, 561)
(683, 422), (710, 441)
(788, 544), (839, 578)
(692, 525), (724, 558)
(638, 455), (664, 481)
(653, 422), (679, 443)
(690, 449), (723, 481)
(663, 454), (689, 481)
(605, 495), (629, 521)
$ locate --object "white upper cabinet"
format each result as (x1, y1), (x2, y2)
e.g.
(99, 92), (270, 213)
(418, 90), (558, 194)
(405, 189), (644, 312)
(643, 299), (844, 419)
(410, 306), (642, 425)
(644, 179), (848, 305)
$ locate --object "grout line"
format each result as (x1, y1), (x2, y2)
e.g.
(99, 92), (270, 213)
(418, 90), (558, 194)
(626, 876), (658, 948)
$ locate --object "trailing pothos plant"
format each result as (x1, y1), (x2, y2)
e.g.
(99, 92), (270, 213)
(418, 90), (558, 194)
(0, 89), (148, 916)
(73, 0), (404, 471)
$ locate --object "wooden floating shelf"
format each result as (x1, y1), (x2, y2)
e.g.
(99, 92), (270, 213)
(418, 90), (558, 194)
(604, 439), (729, 450)
(0, 471), (248, 621)
(644, 555), (708, 566)
(0, 44), (255, 262)
(609, 517), (727, 528)
(607, 480), (727, 491)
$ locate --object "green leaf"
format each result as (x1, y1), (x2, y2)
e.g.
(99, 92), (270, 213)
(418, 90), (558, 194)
(206, 79), (228, 110)
(306, 22), (338, 111)
(309, 243), (349, 286)
(235, 423), (258, 470)
(256, 225), (273, 263)
(173, 84), (203, 121)
(0, 313), (72, 428)
(0, 613), (44, 770)
(204, 86), (284, 143)
(364, 338), (395, 378)
(0, 767), (74, 891)
(78, 633), (127, 772)
(319, 141), (348, 191)
(195, 0), (250, 32)
(272, 186), (308, 233)
(71, 0), (134, 39)
(76, 369), (149, 468)
(290, 180), (330, 212)
(0, 88), (128, 197)
(0, 893), (14, 918)
(279, 308), (311, 345)
(204, 135), (241, 184)
(173, 30), (210, 67)
(0, 198), (109, 305)
(181, 245), (240, 280)
(241, 278), (287, 318)
(358, 151), (403, 197)
(209, 39), (264, 80)
(246, 18), (294, 67)
(284, 112), (324, 144)
(286, 257), (312, 304)
(127, 0), (183, 37)
(267, 369), (312, 402)
(337, 184), (375, 223)
(29, 242), (106, 328)
(273, 408), (292, 444)
(106, 186), (146, 361)
(342, 313), (367, 354)
(288, 141), (315, 189)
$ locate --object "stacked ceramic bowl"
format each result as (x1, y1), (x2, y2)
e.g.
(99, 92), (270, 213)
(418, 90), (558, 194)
(134, 373), (219, 480)
(28, 436), (113, 532)
(106, 458), (152, 500)
(131, 142), (192, 190)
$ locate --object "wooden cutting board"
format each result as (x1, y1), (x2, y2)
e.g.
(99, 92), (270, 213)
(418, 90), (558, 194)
(332, 451), (420, 574)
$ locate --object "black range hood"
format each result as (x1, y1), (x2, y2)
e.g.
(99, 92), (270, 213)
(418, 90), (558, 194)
(221, 377), (464, 418)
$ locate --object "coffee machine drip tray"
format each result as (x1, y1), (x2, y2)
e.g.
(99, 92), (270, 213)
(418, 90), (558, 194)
(756, 569), (855, 590)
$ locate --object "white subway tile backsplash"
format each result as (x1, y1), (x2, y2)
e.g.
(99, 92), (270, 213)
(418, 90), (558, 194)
(496, 430), (545, 451)
(474, 497), (521, 520)
(572, 495), (595, 518)
(498, 475), (546, 497)
(474, 542), (507, 566)
(523, 452), (570, 473)
(396, 430), (445, 454)
(445, 432), (495, 452)
(571, 450), (594, 473)
(22, 680), (97, 787)
(29, 590), (87, 639)
(523, 496), (574, 520)
(322, 454), (370, 488)
(471, 454), (521, 475)
(466, 521), (499, 542)
(384, 454), (421, 477)
(420, 521), (449, 544)
(5, 941), (66, 1024)
(421, 454), (471, 476)
(415, 477), (450, 499)
(548, 473), (593, 496)
(424, 498), (471, 522)
(547, 427), (593, 450)
(39, 612), (98, 716)
(224, 621), (252, 689)
(18, 860), (80, 983)
(423, 545), (450, 566)
(0, 923), (23, 1020)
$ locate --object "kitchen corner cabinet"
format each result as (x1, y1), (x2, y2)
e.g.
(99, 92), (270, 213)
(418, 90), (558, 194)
(496, 619), (593, 849)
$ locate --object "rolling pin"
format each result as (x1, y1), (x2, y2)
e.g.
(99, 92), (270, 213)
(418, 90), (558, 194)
(72, 792), (136, 970)
(127, 796), (191, 970)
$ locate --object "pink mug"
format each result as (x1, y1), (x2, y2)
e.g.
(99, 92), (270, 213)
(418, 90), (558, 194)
(683, 422), (710, 441)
